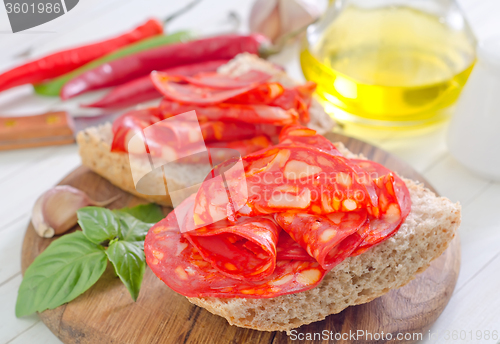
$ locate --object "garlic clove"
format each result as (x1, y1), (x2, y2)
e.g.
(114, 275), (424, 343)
(279, 0), (322, 37)
(249, 0), (323, 43)
(43, 187), (89, 235)
(249, 0), (280, 41)
(32, 195), (55, 238)
(31, 185), (120, 238)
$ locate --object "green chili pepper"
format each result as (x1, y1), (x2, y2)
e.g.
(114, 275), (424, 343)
(34, 30), (195, 96)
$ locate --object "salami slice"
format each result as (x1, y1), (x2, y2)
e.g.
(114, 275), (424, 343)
(111, 108), (161, 153)
(110, 108), (277, 159)
(226, 82), (284, 104)
(145, 196), (326, 298)
(279, 125), (343, 157)
(242, 146), (376, 215)
(227, 82), (315, 123)
(278, 125), (379, 207)
(207, 136), (272, 160)
(201, 121), (281, 143)
(270, 83), (316, 123)
(322, 222), (371, 266)
(151, 71), (263, 105)
(173, 70), (272, 89)
(183, 205), (280, 281)
(160, 99), (299, 126)
(350, 160), (411, 255)
(275, 210), (367, 270)
(276, 231), (315, 261)
(192, 145), (378, 226)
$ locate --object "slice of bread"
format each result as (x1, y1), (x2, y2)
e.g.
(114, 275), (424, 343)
(187, 144), (461, 332)
(76, 54), (335, 206)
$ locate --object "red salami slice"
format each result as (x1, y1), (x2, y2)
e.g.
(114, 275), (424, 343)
(145, 197), (326, 298)
(110, 108), (278, 156)
(270, 83), (316, 123)
(174, 70), (272, 89)
(276, 231), (315, 261)
(193, 156), (249, 226)
(275, 210), (367, 270)
(226, 82), (284, 104)
(323, 221), (372, 266)
(192, 145), (378, 227)
(350, 160), (411, 255)
(207, 135), (272, 160)
(278, 126), (379, 208)
(111, 108), (161, 153)
(160, 98), (298, 125)
(151, 71), (263, 105)
(227, 82), (315, 123)
(242, 146), (376, 215)
(201, 121), (281, 143)
(279, 125), (342, 157)
(183, 205), (280, 281)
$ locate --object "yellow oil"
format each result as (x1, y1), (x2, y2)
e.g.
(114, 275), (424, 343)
(301, 5), (475, 129)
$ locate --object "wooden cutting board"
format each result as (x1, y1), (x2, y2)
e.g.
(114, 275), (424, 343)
(21, 133), (460, 344)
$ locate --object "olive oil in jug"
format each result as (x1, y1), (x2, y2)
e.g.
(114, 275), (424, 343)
(301, 2), (476, 130)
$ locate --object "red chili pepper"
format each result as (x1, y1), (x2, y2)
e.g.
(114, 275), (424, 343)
(83, 60), (230, 109)
(61, 34), (269, 99)
(0, 19), (163, 93)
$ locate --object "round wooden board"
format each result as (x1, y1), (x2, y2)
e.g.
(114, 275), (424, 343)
(21, 133), (460, 344)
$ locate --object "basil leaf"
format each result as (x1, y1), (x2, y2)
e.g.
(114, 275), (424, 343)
(16, 231), (107, 317)
(115, 203), (164, 223)
(114, 212), (154, 243)
(106, 241), (145, 301)
(77, 207), (120, 244)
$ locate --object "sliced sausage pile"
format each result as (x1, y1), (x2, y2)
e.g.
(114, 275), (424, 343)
(145, 125), (411, 298)
(110, 69), (316, 162)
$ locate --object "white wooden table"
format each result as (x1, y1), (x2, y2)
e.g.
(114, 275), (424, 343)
(0, 1), (499, 343)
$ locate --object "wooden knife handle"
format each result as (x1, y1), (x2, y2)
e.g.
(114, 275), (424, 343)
(0, 111), (75, 151)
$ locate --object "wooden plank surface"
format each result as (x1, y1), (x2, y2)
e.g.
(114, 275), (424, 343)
(20, 134), (461, 344)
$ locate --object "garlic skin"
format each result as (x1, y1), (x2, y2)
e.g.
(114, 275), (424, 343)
(249, 0), (323, 42)
(31, 186), (119, 238)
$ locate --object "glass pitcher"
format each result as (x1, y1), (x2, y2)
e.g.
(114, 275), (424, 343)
(301, 0), (476, 133)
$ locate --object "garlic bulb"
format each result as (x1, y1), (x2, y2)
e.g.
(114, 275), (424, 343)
(31, 186), (120, 238)
(249, 0), (323, 42)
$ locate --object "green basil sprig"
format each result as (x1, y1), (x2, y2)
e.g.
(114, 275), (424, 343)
(16, 203), (164, 317)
